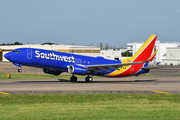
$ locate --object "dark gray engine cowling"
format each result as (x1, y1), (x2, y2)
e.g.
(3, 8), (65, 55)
(43, 68), (62, 75)
(68, 65), (88, 75)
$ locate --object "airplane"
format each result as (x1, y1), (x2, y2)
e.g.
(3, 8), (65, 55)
(4, 34), (157, 82)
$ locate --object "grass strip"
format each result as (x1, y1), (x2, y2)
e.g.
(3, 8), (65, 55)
(0, 94), (180, 119)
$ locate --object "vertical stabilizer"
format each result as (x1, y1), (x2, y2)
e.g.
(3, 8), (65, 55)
(131, 35), (157, 62)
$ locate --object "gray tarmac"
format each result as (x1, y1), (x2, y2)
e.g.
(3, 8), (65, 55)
(1, 62), (180, 94)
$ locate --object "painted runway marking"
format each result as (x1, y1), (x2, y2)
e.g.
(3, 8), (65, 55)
(152, 90), (169, 94)
(0, 92), (11, 95)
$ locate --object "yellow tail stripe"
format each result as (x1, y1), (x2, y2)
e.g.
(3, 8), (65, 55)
(131, 34), (156, 61)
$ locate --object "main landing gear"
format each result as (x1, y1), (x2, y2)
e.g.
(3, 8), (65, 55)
(70, 75), (93, 82)
(70, 75), (77, 82)
(85, 76), (93, 82)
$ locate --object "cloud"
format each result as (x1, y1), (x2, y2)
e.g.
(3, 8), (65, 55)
(172, 20), (178, 23)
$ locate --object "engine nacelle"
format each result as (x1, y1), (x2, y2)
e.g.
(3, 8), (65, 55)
(68, 65), (88, 75)
(43, 68), (62, 76)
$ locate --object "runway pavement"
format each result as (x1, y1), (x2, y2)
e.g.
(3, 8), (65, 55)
(1, 62), (180, 94)
(1, 76), (180, 94)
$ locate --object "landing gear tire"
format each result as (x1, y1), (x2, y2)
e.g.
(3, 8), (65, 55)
(85, 77), (93, 82)
(18, 69), (22, 73)
(70, 76), (77, 82)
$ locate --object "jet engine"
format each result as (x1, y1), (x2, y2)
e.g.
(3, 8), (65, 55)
(68, 65), (88, 75)
(43, 68), (62, 75)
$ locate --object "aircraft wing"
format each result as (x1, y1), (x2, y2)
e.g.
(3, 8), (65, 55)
(86, 61), (148, 72)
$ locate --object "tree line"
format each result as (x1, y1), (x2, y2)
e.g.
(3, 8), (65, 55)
(0, 42), (56, 46)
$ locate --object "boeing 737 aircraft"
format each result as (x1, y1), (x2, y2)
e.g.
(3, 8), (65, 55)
(4, 35), (157, 82)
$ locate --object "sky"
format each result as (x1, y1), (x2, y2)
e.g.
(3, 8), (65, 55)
(0, 0), (180, 48)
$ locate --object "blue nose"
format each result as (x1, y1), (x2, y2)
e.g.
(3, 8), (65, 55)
(4, 52), (12, 61)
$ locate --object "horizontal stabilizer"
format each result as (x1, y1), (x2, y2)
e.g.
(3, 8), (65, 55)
(141, 66), (177, 70)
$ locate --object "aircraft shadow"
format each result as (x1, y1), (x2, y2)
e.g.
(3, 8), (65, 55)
(58, 79), (71, 82)
(15, 79), (158, 83)
(75, 79), (159, 83)
(15, 79), (180, 83)
(86, 79), (180, 83)
(15, 79), (70, 83)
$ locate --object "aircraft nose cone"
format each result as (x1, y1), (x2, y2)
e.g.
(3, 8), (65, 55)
(4, 52), (12, 61)
(4, 53), (8, 59)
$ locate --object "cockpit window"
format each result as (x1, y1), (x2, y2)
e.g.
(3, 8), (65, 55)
(12, 50), (21, 53)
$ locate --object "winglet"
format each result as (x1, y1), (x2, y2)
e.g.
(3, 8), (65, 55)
(148, 50), (158, 61)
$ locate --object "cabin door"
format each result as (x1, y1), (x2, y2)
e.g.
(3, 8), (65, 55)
(130, 66), (134, 74)
(27, 49), (32, 59)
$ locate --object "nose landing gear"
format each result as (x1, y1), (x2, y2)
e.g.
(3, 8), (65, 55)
(18, 68), (22, 73)
(13, 63), (22, 73)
